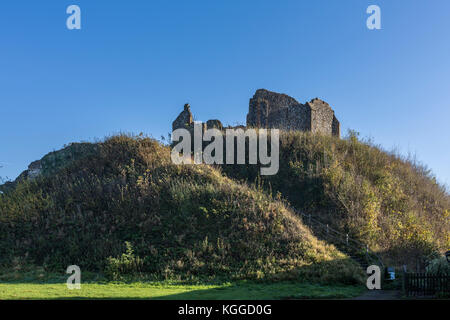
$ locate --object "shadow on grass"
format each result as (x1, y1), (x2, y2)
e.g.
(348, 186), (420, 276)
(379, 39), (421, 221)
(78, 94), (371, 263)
(0, 258), (367, 300)
(23, 282), (366, 300)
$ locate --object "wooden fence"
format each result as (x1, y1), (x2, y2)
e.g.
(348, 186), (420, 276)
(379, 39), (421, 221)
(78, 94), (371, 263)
(404, 273), (449, 296)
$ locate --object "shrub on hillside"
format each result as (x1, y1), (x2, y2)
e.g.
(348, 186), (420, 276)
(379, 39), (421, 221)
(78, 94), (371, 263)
(105, 242), (144, 280)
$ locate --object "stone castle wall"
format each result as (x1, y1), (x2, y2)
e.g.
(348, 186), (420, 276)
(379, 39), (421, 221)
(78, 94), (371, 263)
(246, 89), (340, 137)
(172, 89), (340, 137)
(307, 98), (336, 136)
(247, 89), (310, 131)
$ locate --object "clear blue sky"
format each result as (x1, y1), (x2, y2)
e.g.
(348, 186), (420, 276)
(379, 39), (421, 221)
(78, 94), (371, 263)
(1, 1), (450, 188)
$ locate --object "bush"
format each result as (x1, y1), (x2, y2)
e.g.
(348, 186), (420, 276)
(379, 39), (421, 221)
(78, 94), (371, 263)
(426, 257), (450, 275)
(105, 242), (144, 280)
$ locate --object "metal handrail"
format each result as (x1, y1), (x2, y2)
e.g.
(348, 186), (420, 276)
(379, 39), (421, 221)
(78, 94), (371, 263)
(294, 209), (385, 268)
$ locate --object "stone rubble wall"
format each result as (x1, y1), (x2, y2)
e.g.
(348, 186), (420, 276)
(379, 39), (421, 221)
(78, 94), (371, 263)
(307, 98), (335, 136)
(246, 89), (340, 137)
(171, 88), (340, 137)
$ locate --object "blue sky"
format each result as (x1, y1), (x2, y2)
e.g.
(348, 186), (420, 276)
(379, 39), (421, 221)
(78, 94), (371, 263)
(1, 1), (450, 187)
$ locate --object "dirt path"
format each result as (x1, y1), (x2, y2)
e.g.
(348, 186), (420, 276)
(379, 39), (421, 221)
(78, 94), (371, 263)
(353, 290), (402, 300)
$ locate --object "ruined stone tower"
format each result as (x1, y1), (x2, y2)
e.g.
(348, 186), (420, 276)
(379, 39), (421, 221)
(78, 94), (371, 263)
(247, 89), (340, 137)
(172, 103), (193, 132)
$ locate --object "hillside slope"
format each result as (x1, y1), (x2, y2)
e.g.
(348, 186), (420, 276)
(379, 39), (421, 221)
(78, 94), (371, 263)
(221, 131), (450, 267)
(0, 135), (362, 283)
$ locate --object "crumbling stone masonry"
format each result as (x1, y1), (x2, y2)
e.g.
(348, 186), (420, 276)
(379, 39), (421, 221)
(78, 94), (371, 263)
(172, 103), (223, 134)
(247, 89), (340, 137)
(172, 103), (194, 132)
(172, 89), (340, 137)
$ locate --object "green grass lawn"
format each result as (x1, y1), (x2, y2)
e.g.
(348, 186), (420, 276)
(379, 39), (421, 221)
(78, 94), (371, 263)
(0, 281), (365, 300)
(0, 268), (365, 300)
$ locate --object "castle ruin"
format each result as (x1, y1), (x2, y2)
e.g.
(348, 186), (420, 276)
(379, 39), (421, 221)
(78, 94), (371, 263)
(172, 89), (340, 137)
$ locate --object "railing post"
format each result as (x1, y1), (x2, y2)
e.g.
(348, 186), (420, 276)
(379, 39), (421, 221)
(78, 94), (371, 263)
(365, 244), (369, 264)
(326, 224), (329, 238)
(346, 233), (349, 247)
(403, 272), (407, 297)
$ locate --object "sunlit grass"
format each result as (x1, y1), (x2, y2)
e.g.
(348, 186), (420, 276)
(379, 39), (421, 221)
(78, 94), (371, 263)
(0, 281), (365, 300)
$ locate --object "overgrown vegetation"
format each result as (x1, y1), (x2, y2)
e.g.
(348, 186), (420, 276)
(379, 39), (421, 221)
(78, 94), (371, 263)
(0, 135), (362, 284)
(1, 130), (448, 282)
(105, 241), (144, 280)
(221, 130), (450, 268)
(426, 257), (450, 275)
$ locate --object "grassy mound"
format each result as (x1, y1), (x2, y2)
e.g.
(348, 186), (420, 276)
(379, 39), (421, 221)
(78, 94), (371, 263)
(221, 130), (450, 267)
(0, 135), (362, 284)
